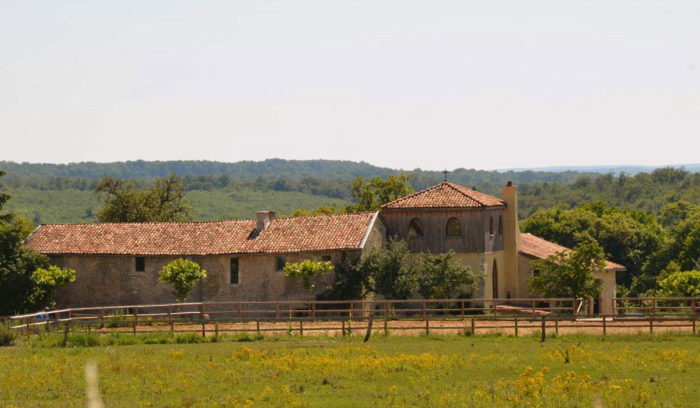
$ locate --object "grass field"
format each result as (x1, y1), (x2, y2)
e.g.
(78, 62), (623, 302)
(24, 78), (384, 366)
(1, 333), (700, 407)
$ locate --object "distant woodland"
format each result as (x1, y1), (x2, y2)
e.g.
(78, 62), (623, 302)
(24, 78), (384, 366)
(1, 160), (698, 224)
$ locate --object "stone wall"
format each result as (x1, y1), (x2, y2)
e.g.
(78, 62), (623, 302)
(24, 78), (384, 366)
(48, 216), (387, 308)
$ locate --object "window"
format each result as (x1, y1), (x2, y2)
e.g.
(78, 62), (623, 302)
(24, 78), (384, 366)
(230, 258), (240, 284)
(533, 269), (541, 277)
(321, 255), (332, 263)
(489, 217), (494, 236)
(135, 257), (146, 272)
(276, 256), (287, 271)
(498, 216), (503, 235)
(408, 218), (424, 237)
(446, 217), (462, 237)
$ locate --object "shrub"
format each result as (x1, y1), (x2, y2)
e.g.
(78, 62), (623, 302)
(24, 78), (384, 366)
(0, 320), (16, 347)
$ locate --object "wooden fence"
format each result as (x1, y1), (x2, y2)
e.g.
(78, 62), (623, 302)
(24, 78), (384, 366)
(7, 297), (700, 340)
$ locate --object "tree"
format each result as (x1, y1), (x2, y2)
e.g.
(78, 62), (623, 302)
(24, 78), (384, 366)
(316, 254), (369, 301)
(417, 251), (479, 300)
(346, 174), (414, 213)
(289, 205), (339, 218)
(522, 201), (665, 292)
(0, 222), (75, 315)
(0, 173), (74, 315)
(283, 259), (334, 298)
(158, 259), (207, 302)
(95, 173), (193, 222)
(0, 171), (10, 222)
(656, 270), (700, 297)
(355, 237), (418, 299)
(528, 238), (606, 300)
(28, 266), (76, 309)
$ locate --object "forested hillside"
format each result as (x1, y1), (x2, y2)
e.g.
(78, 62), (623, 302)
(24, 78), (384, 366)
(1, 160), (699, 224)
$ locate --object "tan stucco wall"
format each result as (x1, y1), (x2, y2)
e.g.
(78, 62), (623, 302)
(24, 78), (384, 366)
(453, 251), (507, 300)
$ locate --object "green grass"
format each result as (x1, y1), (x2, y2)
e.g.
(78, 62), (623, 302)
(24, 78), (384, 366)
(2, 333), (700, 407)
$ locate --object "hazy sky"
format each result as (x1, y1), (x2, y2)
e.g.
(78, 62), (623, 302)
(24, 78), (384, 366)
(1, 1), (699, 171)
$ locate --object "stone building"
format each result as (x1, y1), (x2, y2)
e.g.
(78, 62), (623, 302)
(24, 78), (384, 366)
(24, 211), (385, 307)
(24, 181), (623, 313)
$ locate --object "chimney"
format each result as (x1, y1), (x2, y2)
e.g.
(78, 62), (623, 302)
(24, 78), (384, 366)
(502, 182), (521, 298)
(256, 211), (276, 231)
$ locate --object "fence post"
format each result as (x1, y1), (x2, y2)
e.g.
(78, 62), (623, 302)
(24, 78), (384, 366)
(461, 300), (465, 320)
(300, 320), (303, 336)
(168, 305), (174, 333)
(100, 308), (105, 329)
(311, 302), (316, 320)
(133, 307), (138, 336)
(200, 304), (206, 338)
(423, 301), (429, 335)
(602, 316), (607, 336)
(67, 310), (72, 335)
(649, 316), (654, 334)
(514, 317), (518, 337)
(555, 319), (559, 335)
(540, 315), (546, 342)
(275, 302), (280, 319)
(493, 299), (498, 316)
(342, 320), (346, 337)
(385, 302), (390, 326)
(572, 299), (577, 316)
(652, 299), (657, 315)
(256, 321), (260, 336)
(533, 300), (537, 315)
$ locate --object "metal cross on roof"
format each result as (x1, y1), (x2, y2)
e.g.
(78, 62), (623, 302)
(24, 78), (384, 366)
(443, 169), (449, 182)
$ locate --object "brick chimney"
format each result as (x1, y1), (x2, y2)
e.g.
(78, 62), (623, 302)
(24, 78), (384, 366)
(502, 182), (521, 299)
(256, 211), (276, 231)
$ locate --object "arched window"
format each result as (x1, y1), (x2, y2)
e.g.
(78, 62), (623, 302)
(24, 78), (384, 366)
(489, 217), (494, 236)
(498, 216), (503, 235)
(446, 217), (462, 237)
(408, 218), (424, 237)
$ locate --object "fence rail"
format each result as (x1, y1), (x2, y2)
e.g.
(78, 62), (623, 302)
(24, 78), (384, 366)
(7, 297), (700, 341)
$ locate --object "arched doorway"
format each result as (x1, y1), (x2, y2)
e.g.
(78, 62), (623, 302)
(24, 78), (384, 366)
(492, 260), (498, 299)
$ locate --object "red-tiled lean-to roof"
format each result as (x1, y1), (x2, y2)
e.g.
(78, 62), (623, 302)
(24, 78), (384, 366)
(520, 233), (626, 271)
(382, 182), (505, 210)
(24, 212), (379, 256)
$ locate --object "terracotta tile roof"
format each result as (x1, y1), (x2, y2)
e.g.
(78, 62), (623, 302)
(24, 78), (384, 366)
(25, 212), (379, 256)
(520, 233), (626, 271)
(382, 182), (505, 210)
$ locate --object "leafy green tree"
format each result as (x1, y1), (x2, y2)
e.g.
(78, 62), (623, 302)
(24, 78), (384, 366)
(284, 259), (334, 299)
(528, 238), (606, 300)
(316, 254), (369, 301)
(290, 205), (339, 218)
(346, 174), (414, 212)
(656, 270), (700, 297)
(416, 251), (479, 299)
(0, 171), (10, 222)
(522, 201), (665, 291)
(28, 266), (76, 309)
(158, 259), (207, 302)
(355, 237), (418, 299)
(95, 173), (193, 222)
(0, 222), (75, 315)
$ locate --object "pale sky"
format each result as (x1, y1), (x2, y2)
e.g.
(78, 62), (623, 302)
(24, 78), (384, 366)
(1, 0), (699, 171)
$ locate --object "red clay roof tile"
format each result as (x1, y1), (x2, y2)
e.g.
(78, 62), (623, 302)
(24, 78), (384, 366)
(382, 182), (505, 210)
(520, 233), (626, 271)
(25, 212), (378, 256)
